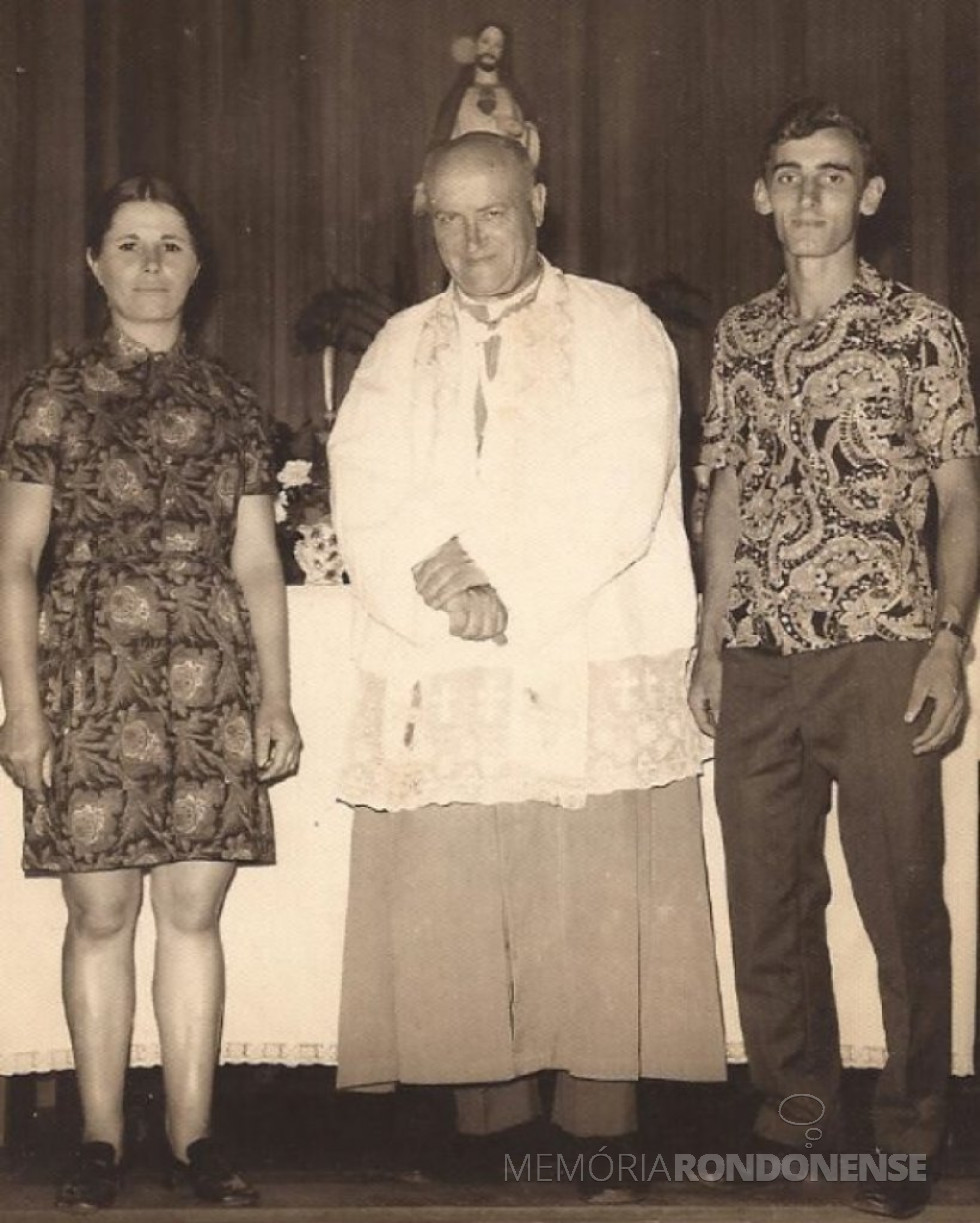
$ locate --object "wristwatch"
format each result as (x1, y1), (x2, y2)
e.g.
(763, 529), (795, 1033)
(935, 619), (970, 650)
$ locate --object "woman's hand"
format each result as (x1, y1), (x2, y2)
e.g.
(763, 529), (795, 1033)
(254, 699), (303, 783)
(0, 709), (53, 800)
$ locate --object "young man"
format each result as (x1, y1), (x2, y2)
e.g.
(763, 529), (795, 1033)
(330, 132), (725, 1202)
(690, 99), (980, 1219)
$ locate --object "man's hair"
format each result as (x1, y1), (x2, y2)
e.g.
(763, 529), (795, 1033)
(761, 99), (879, 180)
(422, 132), (536, 204)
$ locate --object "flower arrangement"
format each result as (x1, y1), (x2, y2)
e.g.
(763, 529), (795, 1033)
(292, 517), (344, 586)
(271, 421), (344, 586)
(271, 272), (408, 585)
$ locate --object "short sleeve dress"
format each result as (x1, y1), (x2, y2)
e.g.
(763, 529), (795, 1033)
(0, 328), (278, 873)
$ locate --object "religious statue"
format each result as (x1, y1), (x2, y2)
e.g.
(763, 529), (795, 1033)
(414, 21), (540, 214)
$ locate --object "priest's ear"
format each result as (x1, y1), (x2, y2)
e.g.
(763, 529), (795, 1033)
(531, 182), (547, 228)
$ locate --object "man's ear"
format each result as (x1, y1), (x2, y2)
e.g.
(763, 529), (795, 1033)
(859, 175), (886, 217)
(753, 177), (773, 216)
(531, 182), (547, 227)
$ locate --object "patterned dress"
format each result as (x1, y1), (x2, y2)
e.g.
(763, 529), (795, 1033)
(0, 329), (277, 873)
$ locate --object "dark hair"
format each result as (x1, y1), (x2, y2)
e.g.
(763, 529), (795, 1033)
(86, 175), (209, 259)
(86, 175), (214, 329)
(761, 99), (879, 180)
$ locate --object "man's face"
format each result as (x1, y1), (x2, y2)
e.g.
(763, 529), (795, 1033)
(475, 26), (505, 71)
(427, 150), (545, 299)
(754, 127), (884, 261)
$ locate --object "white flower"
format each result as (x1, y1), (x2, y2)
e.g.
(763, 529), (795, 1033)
(274, 491), (288, 523)
(294, 519), (344, 584)
(277, 459), (313, 489)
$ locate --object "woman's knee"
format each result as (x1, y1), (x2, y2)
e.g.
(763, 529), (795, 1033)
(62, 875), (142, 941)
(150, 862), (235, 935)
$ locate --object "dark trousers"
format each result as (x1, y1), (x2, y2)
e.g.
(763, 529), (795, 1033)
(716, 641), (950, 1155)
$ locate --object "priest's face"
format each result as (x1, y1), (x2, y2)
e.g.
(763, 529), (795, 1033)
(427, 144), (546, 299)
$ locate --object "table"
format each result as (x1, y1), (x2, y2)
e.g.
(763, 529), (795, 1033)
(1, 586), (976, 1083)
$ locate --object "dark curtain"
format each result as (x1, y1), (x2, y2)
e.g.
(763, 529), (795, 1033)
(1, 0), (978, 435)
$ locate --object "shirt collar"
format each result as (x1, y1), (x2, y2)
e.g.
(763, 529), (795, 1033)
(775, 258), (886, 323)
(99, 325), (188, 372)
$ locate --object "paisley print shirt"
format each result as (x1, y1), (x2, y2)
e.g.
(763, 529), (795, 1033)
(701, 261), (978, 654)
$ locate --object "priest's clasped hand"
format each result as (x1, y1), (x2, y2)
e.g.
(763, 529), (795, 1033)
(443, 587), (508, 642)
(413, 537), (508, 643)
(413, 536), (489, 607)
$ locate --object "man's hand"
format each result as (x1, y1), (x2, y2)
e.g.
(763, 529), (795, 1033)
(443, 587), (508, 643)
(688, 648), (723, 738)
(0, 710), (53, 801)
(905, 637), (966, 754)
(413, 537), (490, 610)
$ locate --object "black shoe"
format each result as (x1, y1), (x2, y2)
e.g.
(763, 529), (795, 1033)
(56, 1141), (121, 1213)
(439, 1119), (552, 1185)
(166, 1137), (259, 1207)
(571, 1133), (648, 1205)
(851, 1166), (933, 1219)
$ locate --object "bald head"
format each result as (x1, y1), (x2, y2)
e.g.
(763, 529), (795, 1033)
(422, 132), (536, 202)
(421, 133), (546, 300)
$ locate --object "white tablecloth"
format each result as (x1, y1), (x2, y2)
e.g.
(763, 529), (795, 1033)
(0, 586), (976, 1075)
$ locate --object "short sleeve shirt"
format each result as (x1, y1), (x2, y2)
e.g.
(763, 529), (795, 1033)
(0, 329), (275, 568)
(701, 261), (978, 653)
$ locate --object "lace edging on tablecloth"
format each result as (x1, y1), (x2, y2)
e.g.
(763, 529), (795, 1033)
(4, 1041), (973, 1077)
(725, 1040), (974, 1077)
(0, 1040), (340, 1076)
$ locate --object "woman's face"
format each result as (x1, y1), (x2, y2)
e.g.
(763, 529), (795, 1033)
(87, 200), (200, 337)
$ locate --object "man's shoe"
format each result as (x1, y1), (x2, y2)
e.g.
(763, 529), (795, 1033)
(851, 1167), (933, 1219)
(55, 1141), (120, 1213)
(166, 1137), (259, 1206)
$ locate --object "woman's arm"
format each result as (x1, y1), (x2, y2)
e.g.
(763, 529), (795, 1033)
(0, 481), (54, 796)
(230, 494), (302, 781)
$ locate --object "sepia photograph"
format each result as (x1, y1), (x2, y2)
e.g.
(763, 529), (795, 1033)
(0, 1), (978, 1219)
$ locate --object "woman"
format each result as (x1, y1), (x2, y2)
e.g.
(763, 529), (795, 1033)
(0, 176), (301, 1211)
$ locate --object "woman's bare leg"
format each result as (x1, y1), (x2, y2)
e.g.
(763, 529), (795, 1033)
(149, 860), (236, 1159)
(61, 869), (144, 1156)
